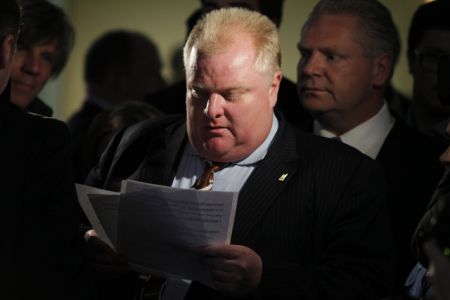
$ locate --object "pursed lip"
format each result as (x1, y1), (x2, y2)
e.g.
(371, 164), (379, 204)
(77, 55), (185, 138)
(12, 79), (34, 91)
(204, 124), (228, 135)
(300, 86), (330, 97)
(301, 86), (326, 92)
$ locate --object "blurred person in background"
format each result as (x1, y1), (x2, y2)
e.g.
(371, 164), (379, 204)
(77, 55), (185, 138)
(10, 0), (74, 117)
(68, 30), (166, 183)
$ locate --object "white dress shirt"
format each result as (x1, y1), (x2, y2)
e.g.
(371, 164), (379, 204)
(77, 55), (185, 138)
(314, 102), (395, 159)
(162, 114), (279, 300)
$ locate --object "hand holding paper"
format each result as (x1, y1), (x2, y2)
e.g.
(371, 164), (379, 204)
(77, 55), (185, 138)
(198, 244), (262, 296)
(76, 180), (238, 288)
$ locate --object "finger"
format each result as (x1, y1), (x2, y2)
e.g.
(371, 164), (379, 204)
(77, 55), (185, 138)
(199, 256), (238, 271)
(423, 239), (446, 264)
(198, 245), (238, 259)
(84, 229), (98, 240)
(210, 268), (242, 283)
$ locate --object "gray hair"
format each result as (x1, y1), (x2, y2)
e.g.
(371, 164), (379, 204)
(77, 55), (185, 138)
(303, 0), (400, 67)
(184, 7), (281, 80)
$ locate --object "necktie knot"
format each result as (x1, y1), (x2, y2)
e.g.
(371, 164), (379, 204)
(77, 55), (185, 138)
(192, 161), (229, 190)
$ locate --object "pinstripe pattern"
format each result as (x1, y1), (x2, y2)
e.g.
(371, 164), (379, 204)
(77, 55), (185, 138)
(87, 115), (394, 299)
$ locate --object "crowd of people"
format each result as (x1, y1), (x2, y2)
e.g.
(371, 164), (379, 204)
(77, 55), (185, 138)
(2, 0), (450, 299)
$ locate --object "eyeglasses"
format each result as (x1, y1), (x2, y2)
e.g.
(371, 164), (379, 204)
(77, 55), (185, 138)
(414, 49), (449, 72)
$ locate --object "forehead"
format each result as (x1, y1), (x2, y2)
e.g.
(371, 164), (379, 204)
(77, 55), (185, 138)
(301, 14), (361, 46)
(418, 29), (450, 52)
(187, 37), (260, 86)
(24, 38), (58, 53)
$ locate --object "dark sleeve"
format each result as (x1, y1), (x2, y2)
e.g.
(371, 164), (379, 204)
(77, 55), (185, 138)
(310, 158), (394, 299)
(411, 170), (450, 267)
(20, 117), (88, 299)
(85, 126), (127, 190)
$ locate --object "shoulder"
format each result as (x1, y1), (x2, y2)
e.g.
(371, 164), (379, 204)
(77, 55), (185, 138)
(119, 115), (186, 144)
(86, 114), (186, 188)
(26, 112), (70, 140)
(281, 123), (384, 181)
(2, 100), (68, 139)
(26, 97), (53, 117)
(382, 119), (446, 163)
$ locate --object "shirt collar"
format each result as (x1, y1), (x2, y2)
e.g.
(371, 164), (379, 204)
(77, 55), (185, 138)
(314, 102), (395, 159)
(186, 113), (279, 166)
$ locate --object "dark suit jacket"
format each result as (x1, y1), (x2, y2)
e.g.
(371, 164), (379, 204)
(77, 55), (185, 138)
(301, 116), (445, 293)
(67, 101), (104, 183)
(0, 93), (88, 299)
(87, 115), (394, 299)
(144, 77), (311, 129)
(26, 97), (53, 117)
(377, 119), (445, 291)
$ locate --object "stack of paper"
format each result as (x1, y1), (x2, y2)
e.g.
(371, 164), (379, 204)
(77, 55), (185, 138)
(76, 180), (238, 287)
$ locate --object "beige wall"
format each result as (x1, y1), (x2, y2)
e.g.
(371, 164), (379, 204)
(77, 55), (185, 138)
(45, 0), (427, 121)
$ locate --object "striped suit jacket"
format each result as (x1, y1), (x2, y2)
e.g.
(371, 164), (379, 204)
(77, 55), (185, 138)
(87, 114), (394, 299)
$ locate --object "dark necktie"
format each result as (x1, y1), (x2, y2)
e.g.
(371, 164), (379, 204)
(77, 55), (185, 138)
(192, 161), (229, 190)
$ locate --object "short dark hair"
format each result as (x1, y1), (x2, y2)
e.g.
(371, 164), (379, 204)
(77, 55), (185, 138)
(303, 0), (400, 68)
(199, 0), (285, 27)
(0, 0), (21, 38)
(18, 0), (74, 77)
(407, 0), (450, 62)
(84, 30), (162, 85)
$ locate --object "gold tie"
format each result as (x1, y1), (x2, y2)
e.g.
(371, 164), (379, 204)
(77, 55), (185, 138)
(192, 161), (229, 190)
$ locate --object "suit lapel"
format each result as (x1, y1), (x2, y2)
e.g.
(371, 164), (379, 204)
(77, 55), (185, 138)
(232, 123), (299, 243)
(136, 120), (187, 186)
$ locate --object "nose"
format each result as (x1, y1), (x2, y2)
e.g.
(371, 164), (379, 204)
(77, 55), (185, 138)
(299, 52), (323, 78)
(21, 51), (40, 75)
(204, 93), (224, 119)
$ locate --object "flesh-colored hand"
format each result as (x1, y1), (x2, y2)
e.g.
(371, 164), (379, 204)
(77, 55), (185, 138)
(198, 244), (262, 297)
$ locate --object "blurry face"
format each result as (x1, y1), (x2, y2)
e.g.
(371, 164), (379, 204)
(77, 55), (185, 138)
(121, 46), (165, 101)
(297, 14), (386, 131)
(201, 0), (260, 13)
(10, 39), (57, 108)
(185, 35), (280, 162)
(410, 29), (450, 115)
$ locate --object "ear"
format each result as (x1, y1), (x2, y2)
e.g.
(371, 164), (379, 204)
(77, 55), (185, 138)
(0, 35), (15, 69)
(372, 53), (392, 89)
(268, 70), (282, 108)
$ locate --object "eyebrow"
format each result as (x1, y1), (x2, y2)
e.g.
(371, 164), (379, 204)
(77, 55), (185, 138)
(191, 85), (248, 94)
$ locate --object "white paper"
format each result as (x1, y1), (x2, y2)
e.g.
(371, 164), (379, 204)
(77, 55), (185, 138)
(76, 180), (238, 288)
(75, 184), (119, 248)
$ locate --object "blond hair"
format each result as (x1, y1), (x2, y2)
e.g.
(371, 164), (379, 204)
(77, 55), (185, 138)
(184, 7), (281, 79)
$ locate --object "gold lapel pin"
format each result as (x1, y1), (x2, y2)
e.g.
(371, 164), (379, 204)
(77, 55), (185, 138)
(278, 173), (288, 182)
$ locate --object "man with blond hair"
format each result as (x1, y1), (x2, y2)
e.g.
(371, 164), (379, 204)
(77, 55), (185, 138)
(87, 8), (393, 299)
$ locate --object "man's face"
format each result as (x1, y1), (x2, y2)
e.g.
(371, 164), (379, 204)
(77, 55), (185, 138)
(410, 29), (450, 115)
(201, 0), (260, 13)
(186, 34), (280, 162)
(10, 39), (57, 108)
(297, 14), (385, 131)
